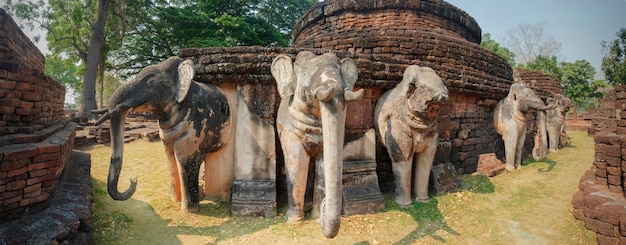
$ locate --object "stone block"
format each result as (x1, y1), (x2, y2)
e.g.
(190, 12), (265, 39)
(230, 179), (276, 217)
(476, 153), (505, 177)
(596, 203), (626, 226)
(1, 144), (37, 161)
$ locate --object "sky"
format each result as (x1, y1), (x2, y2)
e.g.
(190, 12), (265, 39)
(446, 0), (626, 80)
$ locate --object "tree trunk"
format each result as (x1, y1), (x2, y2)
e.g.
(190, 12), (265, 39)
(573, 107), (578, 121)
(98, 51), (105, 109)
(81, 0), (111, 119)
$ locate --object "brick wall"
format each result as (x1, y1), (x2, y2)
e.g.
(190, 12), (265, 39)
(515, 69), (563, 99)
(293, 0), (482, 45)
(588, 90), (618, 136)
(0, 8), (75, 219)
(0, 8), (65, 136)
(573, 85), (626, 244)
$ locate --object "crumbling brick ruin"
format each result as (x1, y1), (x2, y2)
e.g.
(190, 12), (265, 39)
(0, 8), (90, 244)
(573, 85), (626, 244)
(181, 0), (570, 201)
(588, 90), (618, 136)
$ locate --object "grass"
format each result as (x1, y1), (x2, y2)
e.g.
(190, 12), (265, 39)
(85, 131), (597, 244)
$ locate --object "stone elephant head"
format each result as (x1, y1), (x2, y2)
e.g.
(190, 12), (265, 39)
(93, 56), (232, 212)
(271, 51), (364, 238)
(493, 83), (557, 170)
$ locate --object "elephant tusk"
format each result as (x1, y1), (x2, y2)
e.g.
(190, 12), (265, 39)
(94, 112), (112, 126)
(315, 86), (335, 102)
(344, 88), (364, 102)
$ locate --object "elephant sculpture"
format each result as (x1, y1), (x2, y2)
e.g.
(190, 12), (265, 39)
(374, 65), (449, 207)
(93, 56), (231, 212)
(271, 51), (364, 238)
(546, 94), (572, 152)
(493, 83), (557, 170)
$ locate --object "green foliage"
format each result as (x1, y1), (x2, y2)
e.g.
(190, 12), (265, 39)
(480, 33), (516, 67)
(601, 28), (626, 85)
(112, 0), (315, 76)
(45, 54), (82, 92)
(560, 60), (606, 109)
(518, 55), (562, 80)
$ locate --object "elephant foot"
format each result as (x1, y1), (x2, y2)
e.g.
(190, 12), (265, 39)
(182, 204), (199, 213)
(415, 197), (430, 203)
(286, 210), (305, 223)
(505, 164), (516, 171)
(395, 198), (413, 208)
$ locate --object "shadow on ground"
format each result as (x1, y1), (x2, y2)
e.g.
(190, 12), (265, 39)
(391, 198), (460, 244)
(92, 179), (282, 244)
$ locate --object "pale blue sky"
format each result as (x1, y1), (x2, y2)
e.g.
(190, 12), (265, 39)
(446, 0), (626, 79)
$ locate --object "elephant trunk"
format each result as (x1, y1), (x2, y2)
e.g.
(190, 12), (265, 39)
(318, 97), (345, 239)
(107, 107), (137, 200)
(532, 110), (548, 161)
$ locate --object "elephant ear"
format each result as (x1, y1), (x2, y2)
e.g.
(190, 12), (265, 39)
(340, 58), (358, 90)
(271, 54), (296, 99)
(176, 59), (195, 103)
(402, 65), (421, 97)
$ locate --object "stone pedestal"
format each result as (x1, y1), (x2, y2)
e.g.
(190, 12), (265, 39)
(342, 160), (385, 215)
(341, 129), (384, 215)
(230, 179), (276, 217)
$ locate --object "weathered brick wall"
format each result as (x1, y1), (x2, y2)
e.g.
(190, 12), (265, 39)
(0, 8), (76, 219)
(588, 90), (618, 136)
(515, 69), (563, 99)
(0, 8), (65, 136)
(573, 85), (626, 244)
(292, 0), (482, 45)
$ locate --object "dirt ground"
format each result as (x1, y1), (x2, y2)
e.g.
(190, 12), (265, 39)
(84, 131), (597, 244)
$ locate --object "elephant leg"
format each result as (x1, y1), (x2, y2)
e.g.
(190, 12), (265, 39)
(503, 133), (518, 171)
(283, 133), (311, 222)
(392, 159), (413, 207)
(413, 137), (437, 202)
(515, 128), (527, 168)
(176, 152), (204, 212)
(163, 143), (182, 202)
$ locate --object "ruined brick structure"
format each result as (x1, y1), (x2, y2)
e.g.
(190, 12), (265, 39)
(573, 85), (626, 244)
(515, 69), (563, 98)
(179, 0), (521, 215)
(0, 8), (77, 220)
(588, 90), (618, 136)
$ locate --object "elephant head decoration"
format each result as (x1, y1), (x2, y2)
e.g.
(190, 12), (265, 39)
(546, 94), (572, 152)
(493, 83), (557, 170)
(93, 56), (231, 212)
(271, 51), (364, 238)
(374, 65), (449, 207)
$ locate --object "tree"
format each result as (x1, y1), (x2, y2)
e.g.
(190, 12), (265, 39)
(111, 0), (315, 76)
(480, 33), (516, 67)
(560, 60), (606, 117)
(601, 28), (626, 85)
(519, 55), (562, 80)
(5, 0), (124, 118)
(81, 0), (112, 119)
(505, 22), (561, 65)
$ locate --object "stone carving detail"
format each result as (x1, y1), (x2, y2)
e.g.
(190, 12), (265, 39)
(93, 57), (234, 212)
(271, 51), (364, 238)
(546, 94), (572, 152)
(493, 82), (556, 171)
(374, 65), (449, 206)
